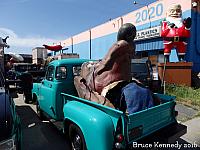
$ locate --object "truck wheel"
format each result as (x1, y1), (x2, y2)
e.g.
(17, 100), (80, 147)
(69, 124), (86, 150)
(36, 101), (45, 120)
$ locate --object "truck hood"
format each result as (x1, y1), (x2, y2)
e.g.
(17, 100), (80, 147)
(0, 91), (13, 141)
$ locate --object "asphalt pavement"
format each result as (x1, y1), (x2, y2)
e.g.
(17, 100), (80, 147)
(14, 94), (71, 150)
(175, 103), (200, 148)
(13, 93), (200, 150)
(176, 103), (199, 123)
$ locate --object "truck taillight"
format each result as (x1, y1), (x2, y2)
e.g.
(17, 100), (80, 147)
(116, 134), (124, 143)
(114, 118), (125, 149)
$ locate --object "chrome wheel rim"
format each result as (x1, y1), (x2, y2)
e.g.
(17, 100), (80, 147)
(72, 134), (82, 150)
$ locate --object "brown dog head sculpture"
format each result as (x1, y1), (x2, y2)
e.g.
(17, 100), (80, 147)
(91, 23), (136, 93)
(117, 23), (136, 43)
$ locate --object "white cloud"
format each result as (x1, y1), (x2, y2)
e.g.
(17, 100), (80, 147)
(0, 28), (17, 38)
(0, 27), (60, 48)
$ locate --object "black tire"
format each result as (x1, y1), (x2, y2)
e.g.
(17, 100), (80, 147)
(69, 124), (86, 150)
(36, 100), (45, 120)
(16, 124), (22, 150)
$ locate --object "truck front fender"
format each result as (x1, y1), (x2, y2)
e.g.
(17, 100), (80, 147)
(32, 83), (40, 94)
(32, 83), (40, 96)
(63, 101), (115, 150)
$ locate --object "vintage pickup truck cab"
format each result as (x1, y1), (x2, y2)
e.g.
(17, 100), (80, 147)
(32, 58), (186, 150)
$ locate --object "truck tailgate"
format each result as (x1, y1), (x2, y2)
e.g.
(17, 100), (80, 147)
(126, 98), (176, 143)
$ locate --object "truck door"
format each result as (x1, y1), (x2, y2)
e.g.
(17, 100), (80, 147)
(54, 66), (68, 119)
(39, 65), (55, 118)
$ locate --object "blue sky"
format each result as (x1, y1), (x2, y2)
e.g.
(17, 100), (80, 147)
(0, 0), (156, 54)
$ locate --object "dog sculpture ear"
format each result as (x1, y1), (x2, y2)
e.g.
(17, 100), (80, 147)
(117, 23), (136, 43)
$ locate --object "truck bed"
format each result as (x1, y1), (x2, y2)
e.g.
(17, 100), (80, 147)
(126, 94), (177, 143)
(61, 93), (179, 142)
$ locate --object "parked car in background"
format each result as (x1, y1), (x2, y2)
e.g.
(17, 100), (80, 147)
(6, 63), (45, 103)
(131, 58), (153, 86)
(7, 63), (45, 81)
(131, 58), (162, 93)
(7, 63), (34, 79)
(0, 70), (21, 150)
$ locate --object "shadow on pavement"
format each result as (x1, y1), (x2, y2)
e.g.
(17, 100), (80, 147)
(16, 105), (71, 150)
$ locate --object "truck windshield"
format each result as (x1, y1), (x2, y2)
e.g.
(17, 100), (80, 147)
(73, 66), (81, 76)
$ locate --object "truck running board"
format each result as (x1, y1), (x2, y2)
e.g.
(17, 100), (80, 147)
(49, 119), (64, 132)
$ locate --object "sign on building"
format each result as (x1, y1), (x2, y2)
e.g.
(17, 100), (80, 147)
(135, 26), (161, 41)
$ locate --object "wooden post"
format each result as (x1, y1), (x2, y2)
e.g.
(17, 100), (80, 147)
(0, 46), (5, 73)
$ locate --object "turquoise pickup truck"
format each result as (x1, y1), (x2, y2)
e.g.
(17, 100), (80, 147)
(32, 58), (186, 150)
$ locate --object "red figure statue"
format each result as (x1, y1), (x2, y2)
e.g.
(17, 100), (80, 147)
(161, 4), (191, 62)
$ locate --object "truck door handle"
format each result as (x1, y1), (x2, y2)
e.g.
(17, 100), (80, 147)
(49, 84), (52, 88)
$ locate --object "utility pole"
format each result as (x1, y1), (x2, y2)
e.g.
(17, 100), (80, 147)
(0, 37), (9, 73)
(0, 46), (4, 72)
